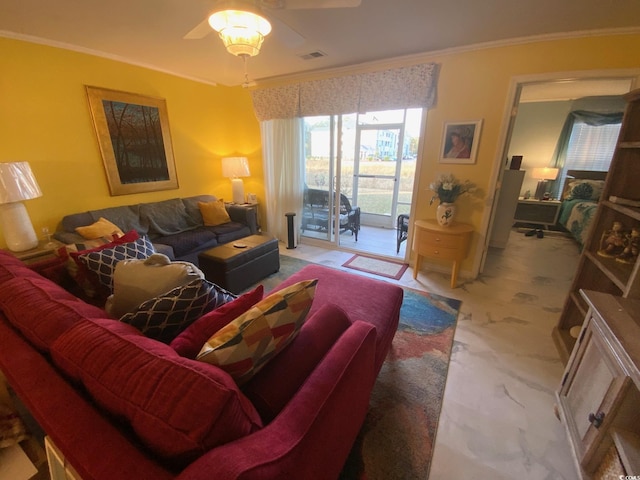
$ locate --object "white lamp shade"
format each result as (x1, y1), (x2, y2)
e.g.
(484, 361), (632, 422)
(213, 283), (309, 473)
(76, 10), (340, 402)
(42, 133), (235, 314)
(0, 162), (42, 252)
(531, 167), (559, 181)
(0, 162), (42, 203)
(222, 157), (251, 178)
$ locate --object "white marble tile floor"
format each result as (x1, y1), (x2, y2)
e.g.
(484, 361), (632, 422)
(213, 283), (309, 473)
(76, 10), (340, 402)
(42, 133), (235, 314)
(280, 228), (581, 480)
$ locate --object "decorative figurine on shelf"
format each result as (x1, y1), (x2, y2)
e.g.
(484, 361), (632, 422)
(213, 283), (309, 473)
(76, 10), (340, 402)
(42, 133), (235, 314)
(597, 221), (626, 258)
(616, 226), (640, 264)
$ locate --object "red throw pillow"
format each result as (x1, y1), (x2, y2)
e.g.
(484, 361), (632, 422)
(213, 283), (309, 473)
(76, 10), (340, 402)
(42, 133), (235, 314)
(170, 285), (264, 359)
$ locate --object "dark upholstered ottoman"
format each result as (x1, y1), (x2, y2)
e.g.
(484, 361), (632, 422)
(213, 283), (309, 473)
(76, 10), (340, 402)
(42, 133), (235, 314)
(198, 234), (280, 293)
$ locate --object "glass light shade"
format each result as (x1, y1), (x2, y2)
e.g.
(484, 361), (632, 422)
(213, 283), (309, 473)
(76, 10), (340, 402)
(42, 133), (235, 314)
(209, 9), (271, 57)
(222, 157), (251, 178)
(531, 167), (559, 181)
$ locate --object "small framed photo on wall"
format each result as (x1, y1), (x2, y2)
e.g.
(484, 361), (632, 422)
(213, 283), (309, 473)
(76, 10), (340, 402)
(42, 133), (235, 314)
(439, 120), (483, 164)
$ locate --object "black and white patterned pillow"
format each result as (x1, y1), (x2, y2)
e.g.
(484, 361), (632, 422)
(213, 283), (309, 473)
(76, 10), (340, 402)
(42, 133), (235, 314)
(77, 237), (155, 293)
(119, 278), (236, 344)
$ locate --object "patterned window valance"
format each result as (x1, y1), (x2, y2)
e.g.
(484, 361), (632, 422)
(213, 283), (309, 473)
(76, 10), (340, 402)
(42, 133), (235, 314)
(300, 75), (361, 117)
(358, 63), (438, 113)
(250, 84), (300, 120)
(251, 63), (439, 121)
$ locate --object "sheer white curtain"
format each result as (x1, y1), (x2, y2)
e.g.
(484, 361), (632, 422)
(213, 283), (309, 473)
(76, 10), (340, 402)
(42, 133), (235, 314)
(260, 118), (305, 243)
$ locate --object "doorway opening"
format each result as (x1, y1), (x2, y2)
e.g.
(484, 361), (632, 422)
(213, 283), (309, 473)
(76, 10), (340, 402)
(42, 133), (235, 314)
(481, 72), (639, 276)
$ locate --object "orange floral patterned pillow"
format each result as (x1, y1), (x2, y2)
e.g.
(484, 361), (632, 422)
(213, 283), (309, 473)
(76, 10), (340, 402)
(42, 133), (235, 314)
(197, 279), (317, 385)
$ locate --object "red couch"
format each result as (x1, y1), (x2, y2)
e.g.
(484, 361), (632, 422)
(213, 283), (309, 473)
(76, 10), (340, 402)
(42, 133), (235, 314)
(0, 251), (403, 480)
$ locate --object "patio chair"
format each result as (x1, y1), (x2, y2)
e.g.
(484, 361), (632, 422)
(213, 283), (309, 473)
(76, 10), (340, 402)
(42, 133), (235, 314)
(397, 214), (409, 253)
(302, 187), (360, 241)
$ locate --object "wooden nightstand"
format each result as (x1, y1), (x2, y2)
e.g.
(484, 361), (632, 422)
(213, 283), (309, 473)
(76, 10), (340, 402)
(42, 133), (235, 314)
(514, 199), (561, 228)
(6, 240), (62, 264)
(412, 219), (473, 288)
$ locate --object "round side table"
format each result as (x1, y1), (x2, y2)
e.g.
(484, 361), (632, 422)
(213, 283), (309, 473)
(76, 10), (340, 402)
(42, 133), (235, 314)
(412, 219), (473, 288)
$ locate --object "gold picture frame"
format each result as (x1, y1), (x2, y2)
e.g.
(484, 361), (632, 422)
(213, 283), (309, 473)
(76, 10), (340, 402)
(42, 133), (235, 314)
(86, 86), (179, 196)
(439, 120), (483, 164)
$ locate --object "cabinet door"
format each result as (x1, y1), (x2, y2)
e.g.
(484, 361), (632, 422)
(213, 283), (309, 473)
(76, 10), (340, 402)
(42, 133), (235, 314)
(559, 319), (632, 473)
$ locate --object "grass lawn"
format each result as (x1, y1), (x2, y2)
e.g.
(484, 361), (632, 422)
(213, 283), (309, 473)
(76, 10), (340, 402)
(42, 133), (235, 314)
(305, 158), (415, 217)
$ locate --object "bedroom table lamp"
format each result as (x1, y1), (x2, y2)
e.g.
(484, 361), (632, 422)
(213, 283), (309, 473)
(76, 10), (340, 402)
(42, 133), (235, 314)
(222, 156), (251, 204)
(531, 167), (559, 200)
(0, 162), (43, 252)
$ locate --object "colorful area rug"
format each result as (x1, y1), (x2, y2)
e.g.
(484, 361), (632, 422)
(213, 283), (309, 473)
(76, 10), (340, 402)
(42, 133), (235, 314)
(342, 254), (409, 280)
(259, 256), (462, 480)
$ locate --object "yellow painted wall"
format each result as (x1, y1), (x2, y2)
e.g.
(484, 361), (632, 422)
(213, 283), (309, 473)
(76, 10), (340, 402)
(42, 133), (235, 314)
(414, 33), (640, 274)
(0, 37), (263, 248)
(2, 33), (640, 276)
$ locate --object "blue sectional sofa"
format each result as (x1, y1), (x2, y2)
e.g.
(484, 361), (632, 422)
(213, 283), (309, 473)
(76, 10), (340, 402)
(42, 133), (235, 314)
(54, 195), (259, 265)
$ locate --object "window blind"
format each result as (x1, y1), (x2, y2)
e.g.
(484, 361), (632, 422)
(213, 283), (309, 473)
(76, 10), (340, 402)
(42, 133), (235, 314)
(565, 122), (621, 172)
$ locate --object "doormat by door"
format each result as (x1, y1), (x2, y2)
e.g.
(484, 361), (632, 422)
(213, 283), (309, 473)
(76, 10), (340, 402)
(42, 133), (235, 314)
(342, 255), (408, 280)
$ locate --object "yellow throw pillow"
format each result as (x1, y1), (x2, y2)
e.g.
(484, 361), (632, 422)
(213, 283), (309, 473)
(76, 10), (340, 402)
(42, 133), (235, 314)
(199, 199), (231, 226)
(197, 279), (318, 385)
(75, 217), (124, 240)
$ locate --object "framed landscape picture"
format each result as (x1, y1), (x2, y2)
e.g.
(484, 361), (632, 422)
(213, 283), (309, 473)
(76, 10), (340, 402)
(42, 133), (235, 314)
(439, 120), (483, 164)
(86, 86), (179, 195)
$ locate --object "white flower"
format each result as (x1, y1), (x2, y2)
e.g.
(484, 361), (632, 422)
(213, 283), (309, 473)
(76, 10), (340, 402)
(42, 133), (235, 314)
(429, 173), (477, 205)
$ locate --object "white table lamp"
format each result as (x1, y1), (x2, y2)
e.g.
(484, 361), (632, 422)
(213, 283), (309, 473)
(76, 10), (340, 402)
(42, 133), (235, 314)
(531, 167), (559, 200)
(222, 157), (251, 204)
(0, 162), (43, 252)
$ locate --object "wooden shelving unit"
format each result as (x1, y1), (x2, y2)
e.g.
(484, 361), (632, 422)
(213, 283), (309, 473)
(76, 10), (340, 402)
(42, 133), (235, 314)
(553, 88), (640, 363)
(556, 290), (640, 478)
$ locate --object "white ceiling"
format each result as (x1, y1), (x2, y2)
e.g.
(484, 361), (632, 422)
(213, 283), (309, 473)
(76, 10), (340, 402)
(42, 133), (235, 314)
(1, 0), (640, 87)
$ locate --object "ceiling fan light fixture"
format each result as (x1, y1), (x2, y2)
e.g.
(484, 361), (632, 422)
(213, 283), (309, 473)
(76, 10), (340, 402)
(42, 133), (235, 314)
(209, 9), (272, 57)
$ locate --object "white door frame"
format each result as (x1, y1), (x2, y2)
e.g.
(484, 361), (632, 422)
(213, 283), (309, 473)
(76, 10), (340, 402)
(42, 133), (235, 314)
(475, 68), (640, 277)
(353, 122), (405, 228)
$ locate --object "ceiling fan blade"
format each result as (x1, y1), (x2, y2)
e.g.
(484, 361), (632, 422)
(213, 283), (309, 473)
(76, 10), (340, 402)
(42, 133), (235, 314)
(269, 16), (306, 48)
(263, 0), (361, 9)
(184, 19), (213, 40)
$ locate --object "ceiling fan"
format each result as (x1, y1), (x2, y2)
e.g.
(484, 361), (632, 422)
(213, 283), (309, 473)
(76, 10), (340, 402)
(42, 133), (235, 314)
(184, 0), (362, 56)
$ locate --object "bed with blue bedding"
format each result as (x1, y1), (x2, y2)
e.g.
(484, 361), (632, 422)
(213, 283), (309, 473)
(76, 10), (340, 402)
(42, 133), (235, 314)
(557, 170), (607, 247)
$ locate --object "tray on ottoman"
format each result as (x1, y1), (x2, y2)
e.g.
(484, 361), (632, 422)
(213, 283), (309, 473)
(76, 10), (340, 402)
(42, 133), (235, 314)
(198, 234), (280, 293)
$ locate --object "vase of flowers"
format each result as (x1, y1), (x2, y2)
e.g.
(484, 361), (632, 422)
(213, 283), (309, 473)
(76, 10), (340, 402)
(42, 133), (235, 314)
(429, 173), (476, 227)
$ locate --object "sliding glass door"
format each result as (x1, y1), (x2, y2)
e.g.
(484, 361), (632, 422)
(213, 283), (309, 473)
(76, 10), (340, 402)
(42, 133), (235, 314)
(301, 109), (421, 251)
(302, 115), (356, 244)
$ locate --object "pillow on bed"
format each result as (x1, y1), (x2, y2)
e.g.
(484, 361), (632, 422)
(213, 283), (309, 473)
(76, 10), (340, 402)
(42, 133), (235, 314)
(565, 179), (605, 201)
